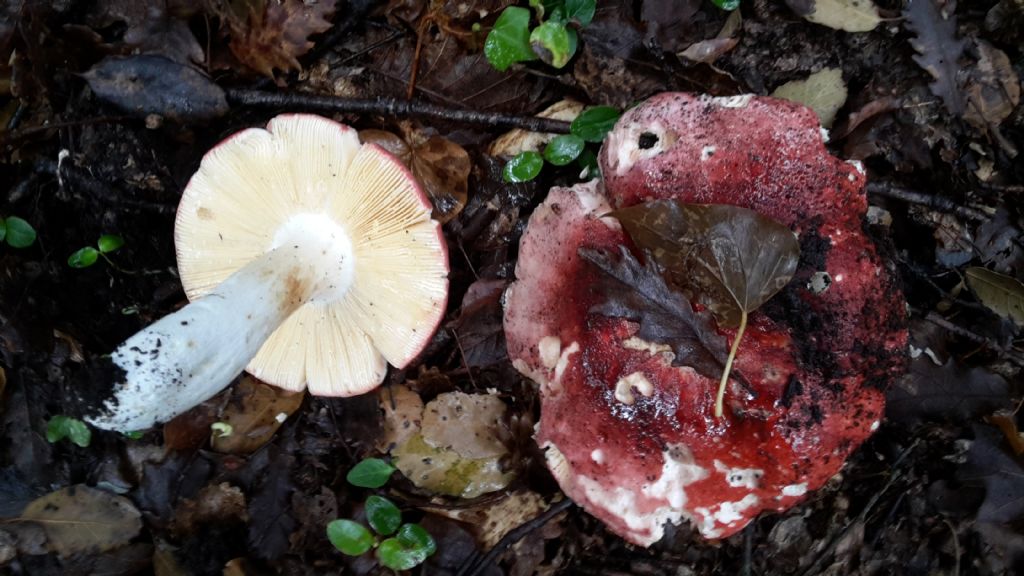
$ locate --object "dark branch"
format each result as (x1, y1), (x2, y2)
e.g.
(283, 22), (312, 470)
(225, 88), (573, 134)
(866, 181), (989, 222)
(457, 498), (574, 576)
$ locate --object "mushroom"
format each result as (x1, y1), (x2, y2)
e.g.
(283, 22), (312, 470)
(85, 114), (449, 432)
(503, 94), (906, 545)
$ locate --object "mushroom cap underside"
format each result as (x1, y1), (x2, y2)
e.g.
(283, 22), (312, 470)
(175, 114), (449, 396)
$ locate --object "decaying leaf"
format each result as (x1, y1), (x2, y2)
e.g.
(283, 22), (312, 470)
(904, 0), (967, 116)
(488, 99), (585, 157)
(580, 246), (730, 381)
(20, 485), (142, 556)
(449, 278), (510, 368)
(886, 358), (1010, 425)
(210, 375), (304, 455)
(787, 0), (881, 33)
(424, 490), (549, 548)
(214, 0), (338, 78)
(960, 424), (1024, 524)
(771, 67), (848, 128)
(612, 202), (800, 329)
(172, 482), (248, 535)
(389, 391), (514, 498)
(83, 55), (228, 121)
(86, 0), (203, 64)
(360, 128), (471, 224)
(611, 202), (799, 417)
(966, 267), (1024, 326)
(377, 384), (425, 453)
(678, 38), (739, 65)
(963, 39), (1021, 132)
(987, 411), (1024, 456)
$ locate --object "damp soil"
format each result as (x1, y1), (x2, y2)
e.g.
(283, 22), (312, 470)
(1, 1), (1023, 575)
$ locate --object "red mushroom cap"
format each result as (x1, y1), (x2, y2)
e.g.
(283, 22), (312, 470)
(503, 94), (907, 545)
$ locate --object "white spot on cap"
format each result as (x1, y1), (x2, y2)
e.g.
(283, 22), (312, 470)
(554, 341), (579, 382)
(614, 371), (654, 405)
(539, 336), (561, 369)
(870, 420), (880, 432)
(820, 127), (830, 143)
(591, 449), (605, 464)
(834, 273), (845, 282)
(711, 94), (754, 108)
(782, 483), (807, 497)
(714, 494), (759, 525)
(808, 271), (832, 294)
(622, 337), (673, 356)
(714, 460), (763, 490)
(701, 146), (716, 161)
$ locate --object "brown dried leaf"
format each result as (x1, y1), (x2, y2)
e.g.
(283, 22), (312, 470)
(422, 392), (510, 459)
(987, 411), (1024, 456)
(612, 202), (800, 328)
(450, 278), (510, 368)
(678, 38), (739, 65)
(963, 39), (1021, 130)
(966, 267), (1024, 326)
(87, 0), (203, 64)
(904, 0), (967, 116)
(771, 67), (848, 128)
(221, 0), (337, 78)
(210, 375), (304, 455)
(20, 485), (142, 556)
(411, 136), (471, 224)
(376, 383), (424, 453)
(172, 482), (248, 535)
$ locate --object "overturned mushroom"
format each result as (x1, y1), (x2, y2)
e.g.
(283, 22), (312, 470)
(85, 114), (449, 431)
(503, 94), (906, 545)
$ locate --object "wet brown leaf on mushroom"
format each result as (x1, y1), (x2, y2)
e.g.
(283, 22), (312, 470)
(612, 202), (800, 417)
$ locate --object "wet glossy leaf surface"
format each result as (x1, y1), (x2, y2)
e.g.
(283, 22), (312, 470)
(484, 7), (536, 72)
(365, 495), (402, 536)
(503, 151), (544, 182)
(613, 201), (800, 328)
(327, 519), (374, 556)
(570, 106), (621, 142)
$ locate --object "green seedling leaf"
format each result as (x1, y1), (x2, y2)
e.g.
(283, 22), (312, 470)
(68, 246), (100, 268)
(365, 495), (402, 536)
(377, 524), (437, 571)
(396, 523), (436, 555)
(570, 106), (621, 142)
(4, 216), (36, 248)
(612, 202), (800, 418)
(966, 267), (1024, 326)
(503, 151), (544, 183)
(544, 134), (585, 166)
(712, 0), (741, 10)
(327, 519), (374, 556)
(210, 422), (233, 438)
(564, 0), (596, 25)
(123, 430), (145, 440)
(98, 234), (125, 254)
(46, 416), (92, 447)
(530, 21), (574, 68)
(347, 458), (397, 488)
(484, 7), (537, 72)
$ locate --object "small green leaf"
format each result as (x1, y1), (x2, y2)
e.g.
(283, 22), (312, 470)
(570, 106), (622, 142)
(46, 416), (92, 448)
(4, 216), (36, 248)
(365, 495), (402, 536)
(543, 134), (585, 166)
(68, 247), (99, 268)
(503, 151), (544, 183)
(346, 458), (397, 488)
(712, 0), (741, 10)
(327, 519), (374, 556)
(564, 0), (596, 25)
(122, 430), (145, 440)
(484, 7), (537, 72)
(377, 525), (436, 571)
(577, 148), (599, 180)
(530, 21), (574, 68)
(396, 523), (436, 556)
(97, 234), (125, 254)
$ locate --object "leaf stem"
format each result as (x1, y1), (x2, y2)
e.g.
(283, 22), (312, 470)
(715, 310), (747, 418)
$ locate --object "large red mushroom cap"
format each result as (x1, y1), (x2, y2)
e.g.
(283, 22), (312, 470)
(503, 94), (906, 545)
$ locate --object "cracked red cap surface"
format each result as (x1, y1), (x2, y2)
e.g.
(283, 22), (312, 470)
(503, 93), (907, 545)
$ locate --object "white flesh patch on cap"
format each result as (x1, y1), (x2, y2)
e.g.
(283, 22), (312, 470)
(607, 121), (677, 176)
(622, 336), (673, 356)
(567, 444), (708, 546)
(782, 483), (808, 497)
(708, 94), (753, 108)
(539, 336), (562, 369)
(714, 460), (764, 490)
(614, 371), (654, 405)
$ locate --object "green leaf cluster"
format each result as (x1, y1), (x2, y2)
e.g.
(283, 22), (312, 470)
(46, 416), (92, 448)
(483, 0), (595, 72)
(502, 106), (621, 183)
(69, 234), (125, 268)
(0, 216), (37, 248)
(327, 458), (436, 570)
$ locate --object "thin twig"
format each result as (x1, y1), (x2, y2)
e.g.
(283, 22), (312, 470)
(31, 158), (175, 214)
(920, 310), (1024, 366)
(866, 181), (989, 222)
(225, 89), (572, 133)
(457, 498), (574, 576)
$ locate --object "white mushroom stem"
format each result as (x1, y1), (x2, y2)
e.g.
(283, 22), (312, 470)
(86, 214), (353, 432)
